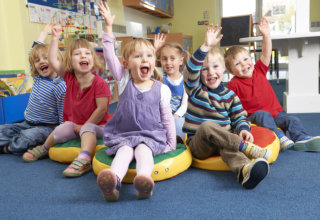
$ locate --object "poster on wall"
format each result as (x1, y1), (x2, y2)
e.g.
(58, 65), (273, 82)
(26, 0), (102, 28)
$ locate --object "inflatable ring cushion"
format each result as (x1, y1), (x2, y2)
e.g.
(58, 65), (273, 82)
(92, 143), (192, 183)
(49, 139), (105, 163)
(191, 125), (280, 171)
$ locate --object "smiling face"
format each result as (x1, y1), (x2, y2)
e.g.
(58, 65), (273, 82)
(71, 47), (94, 75)
(33, 51), (56, 78)
(229, 50), (254, 78)
(200, 50), (225, 90)
(160, 47), (183, 78)
(125, 43), (156, 84)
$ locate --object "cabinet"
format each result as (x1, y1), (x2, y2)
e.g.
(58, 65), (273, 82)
(122, 0), (174, 18)
(148, 33), (193, 54)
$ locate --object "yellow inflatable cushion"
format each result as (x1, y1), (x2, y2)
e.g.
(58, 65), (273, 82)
(93, 143), (192, 183)
(49, 139), (105, 163)
(191, 125), (280, 171)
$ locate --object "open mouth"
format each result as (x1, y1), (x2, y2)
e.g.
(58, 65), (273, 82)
(140, 67), (149, 75)
(80, 61), (89, 67)
(207, 77), (217, 84)
(40, 65), (49, 72)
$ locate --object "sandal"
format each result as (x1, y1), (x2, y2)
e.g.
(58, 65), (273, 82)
(22, 145), (48, 162)
(133, 175), (154, 199)
(62, 158), (91, 177)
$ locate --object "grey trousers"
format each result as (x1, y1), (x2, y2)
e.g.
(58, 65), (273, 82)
(187, 121), (251, 181)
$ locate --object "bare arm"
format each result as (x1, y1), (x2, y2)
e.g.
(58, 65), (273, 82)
(259, 17), (272, 66)
(85, 96), (109, 124)
(48, 24), (65, 77)
(37, 23), (54, 43)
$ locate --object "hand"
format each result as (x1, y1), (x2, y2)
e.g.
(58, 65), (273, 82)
(42, 23), (55, 35)
(154, 33), (166, 51)
(52, 24), (63, 39)
(173, 114), (180, 119)
(258, 17), (270, 37)
(239, 130), (254, 143)
(201, 24), (223, 51)
(98, 1), (116, 28)
(74, 125), (82, 135)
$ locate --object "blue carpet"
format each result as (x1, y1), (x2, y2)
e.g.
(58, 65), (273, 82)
(1, 80), (320, 219)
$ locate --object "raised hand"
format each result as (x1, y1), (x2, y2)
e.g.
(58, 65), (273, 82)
(98, 1), (116, 29)
(154, 33), (166, 52)
(205, 24), (223, 48)
(43, 23), (55, 35)
(52, 24), (63, 39)
(258, 17), (270, 37)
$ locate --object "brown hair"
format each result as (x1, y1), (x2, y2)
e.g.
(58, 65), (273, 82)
(122, 38), (163, 82)
(29, 44), (62, 77)
(157, 42), (191, 74)
(224, 46), (249, 72)
(64, 38), (103, 72)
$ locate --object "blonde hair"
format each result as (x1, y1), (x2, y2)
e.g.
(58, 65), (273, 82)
(29, 44), (62, 77)
(64, 38), (103, 73)
(224, 46), (249, 73)
(204, 47), (225, 68)
(157, 42), (190, 73)
(122, 38), (163, 82)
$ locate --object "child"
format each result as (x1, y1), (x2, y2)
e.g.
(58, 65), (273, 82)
(225, 17), (320, 152)
(184, 24), (271, 189)
(0, 24), (66, 155)
(153, 34), (189, 142)
(22, 24), (111, 177)
(98, 1), (176, 201)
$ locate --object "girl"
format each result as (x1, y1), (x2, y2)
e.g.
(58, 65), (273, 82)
(154, 35), (189, 142)
(98, 1), (176, 201)
(22, 24), (111, 178)
(0, 23), (66, 155)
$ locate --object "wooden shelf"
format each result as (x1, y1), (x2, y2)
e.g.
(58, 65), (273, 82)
(122, 0), (173, 18)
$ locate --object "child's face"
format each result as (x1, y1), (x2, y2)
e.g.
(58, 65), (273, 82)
(229, 51), (254, 78)
(34, 51), (55, 78)
(71, 47), (94, 74)
(160, 47), (183, 77)
(125, 44), (156, 84)
(200, 53), (225, 90)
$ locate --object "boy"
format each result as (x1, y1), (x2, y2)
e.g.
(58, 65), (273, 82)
(225, 17), (320, 152)
(0, 24), (66, 154)
(183, 24), (271, 189)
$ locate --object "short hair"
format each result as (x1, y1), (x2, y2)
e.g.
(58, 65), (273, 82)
(224, 46), (249, 72)
(157, 42), (190, 72)
(64, 38), (103, 72)
(204, 47), (225, 68)
(122, 38), (163, 82)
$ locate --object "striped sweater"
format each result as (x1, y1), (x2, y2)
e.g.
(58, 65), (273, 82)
(182, 47), (250, 136)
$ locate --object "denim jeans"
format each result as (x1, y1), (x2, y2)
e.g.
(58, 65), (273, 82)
(248, 110), (309, 142)
(0, 121), (56, 154)
(175, 117), (186, 140)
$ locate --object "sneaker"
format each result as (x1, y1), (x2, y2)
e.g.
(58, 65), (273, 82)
(97, 169), (121, 202)
(133, 175), (154, 200)
(243, 142), (272, 161)
(62, 158), (91, 177)
(294, 136), (320, 152)
(241, 158), (269, 189)
(0, 146), (11, 154)
(22, 145), (48, 162)
(279, 136), (294, 151)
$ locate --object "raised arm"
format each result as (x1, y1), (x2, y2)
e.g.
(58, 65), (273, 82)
(99, 1), (126, 81)
(37, 23), (54, 43)
(200, 24), (223, 52)
(259, 17), (272, 66)
(48, 24), (65, 78)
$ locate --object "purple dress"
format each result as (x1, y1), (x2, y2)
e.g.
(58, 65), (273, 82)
(104, 79), (167, 156)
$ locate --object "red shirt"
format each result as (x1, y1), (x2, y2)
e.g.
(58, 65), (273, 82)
(63, 72), (111, 125)
(227, 60), (283, 117)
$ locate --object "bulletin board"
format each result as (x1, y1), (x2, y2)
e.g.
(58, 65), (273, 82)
(26, 0), (102, 28)
(220, 15), (252, 48)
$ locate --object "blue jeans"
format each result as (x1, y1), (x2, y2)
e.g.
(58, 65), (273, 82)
(175, 117), (186, 140)
(248, 110), (309, 142)
(0, 121), (56, 154)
